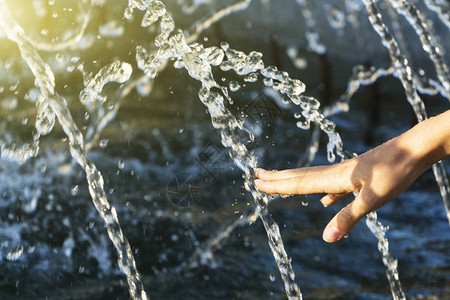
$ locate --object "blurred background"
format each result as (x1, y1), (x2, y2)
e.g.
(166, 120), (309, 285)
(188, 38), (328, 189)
(0, 0), (449, 299)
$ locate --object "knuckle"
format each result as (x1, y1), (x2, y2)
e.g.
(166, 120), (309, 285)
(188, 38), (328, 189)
(293, 176), (305, 194)
(337, 207), (357, 226)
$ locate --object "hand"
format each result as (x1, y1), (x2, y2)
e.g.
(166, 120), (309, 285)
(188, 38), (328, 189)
(255, 110), (450, 243)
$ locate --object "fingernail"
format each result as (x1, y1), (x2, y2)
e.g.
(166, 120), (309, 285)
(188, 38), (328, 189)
(256, 168), (266, 176)
(323, 225), (343, 243)
(254, 179), (263, 186)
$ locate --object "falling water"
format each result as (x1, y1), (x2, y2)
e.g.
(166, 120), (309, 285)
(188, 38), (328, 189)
(0, 2), (147, 299)
(130, 1), (309, 297)
(0, 0), (449, 299)
(363, 0), (450, 226)
(424, 0), (450, 37)
(295, 0), (327, 54)
(366, 212), (405, 300)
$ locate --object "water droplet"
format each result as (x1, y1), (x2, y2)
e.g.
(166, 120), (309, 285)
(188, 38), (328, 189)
(1, 96), (18, 110)
(296, 120), (310, 130)
(71, 185), (79, 195)
(7, 245), (24, 261)
(99, 139), (109, 148)
(220, 41), (229, 51)
(327, 151), (336, 162)
(263, 78), (273, 87)
(118, 160), (125, 169)
(269, 274), (276, 282)
(301, 201), (309, 207)
(244, 73), (258, 82)
(229, 81), (240, 92)
(55, 53), (64, 64)
(124, 7), (133, 19)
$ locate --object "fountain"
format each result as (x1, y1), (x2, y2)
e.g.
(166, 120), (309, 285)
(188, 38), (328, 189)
(0, 0), (448, 299)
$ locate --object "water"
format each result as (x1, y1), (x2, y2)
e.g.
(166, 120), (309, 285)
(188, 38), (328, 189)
(362, 0), (450, 227)
(0, 0), (449, 299)
(0, 2), (147, 299)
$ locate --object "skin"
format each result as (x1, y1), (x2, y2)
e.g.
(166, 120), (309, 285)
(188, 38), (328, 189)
(255, 109), (450, 243)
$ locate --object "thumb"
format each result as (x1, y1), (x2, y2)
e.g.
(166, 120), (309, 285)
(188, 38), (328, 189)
(322, 198), (369, 243)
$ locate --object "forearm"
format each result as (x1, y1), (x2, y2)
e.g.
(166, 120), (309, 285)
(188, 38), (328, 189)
(401, 109), (450, 173)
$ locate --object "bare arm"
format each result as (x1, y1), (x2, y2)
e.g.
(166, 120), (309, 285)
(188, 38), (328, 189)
(255, 109), (450, 243)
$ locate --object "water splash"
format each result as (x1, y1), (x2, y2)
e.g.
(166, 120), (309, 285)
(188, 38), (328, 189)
(0, 2), (147, 299)
(29, 0), (94, 52)
(186, 0), (252, 41)
(363, 0), (450, 227)
(389, 0), (450, 98)
(424, 0), (450, 29)
(366, 212), (405, 300)
(295, 0), (327, 54)
(128, 1), (306, 297)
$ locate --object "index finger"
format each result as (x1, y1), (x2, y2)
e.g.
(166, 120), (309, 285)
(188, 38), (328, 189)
(257, 166), (332, 180)
(255, 163), (355, 196)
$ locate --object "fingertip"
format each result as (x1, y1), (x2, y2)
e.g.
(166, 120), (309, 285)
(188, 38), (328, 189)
(254, 178), (264, 189)
(320, 196), (333, 207)
(324, 202), (363, 243)
(322, 224), (343, 243)
(255, 179), (276, 195)
(256, 168), (266, 178)
(320, 193), (348, 207)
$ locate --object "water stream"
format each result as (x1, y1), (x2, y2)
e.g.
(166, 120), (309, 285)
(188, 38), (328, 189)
(0, 2), (147, 299)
